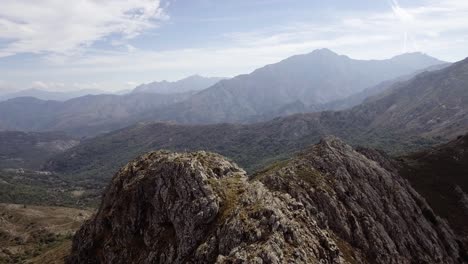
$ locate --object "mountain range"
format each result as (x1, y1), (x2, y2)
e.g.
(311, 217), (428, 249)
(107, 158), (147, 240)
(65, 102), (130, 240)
(45, 56), (468, 186)
(0, 92), (194, 136)
(0, 50), (445, 136)
(2, 49), (468, 263)
(0, 88), (106, 102)
(141, 49), (446, 124)
(132, 75), (225, 94)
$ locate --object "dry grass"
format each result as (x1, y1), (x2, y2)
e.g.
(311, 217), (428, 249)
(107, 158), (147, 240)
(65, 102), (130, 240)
(0, 203), (92, 264)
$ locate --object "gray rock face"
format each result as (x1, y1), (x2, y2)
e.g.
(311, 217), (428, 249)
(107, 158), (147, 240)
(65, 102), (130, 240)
(259, 137), (464, 263)
(67, 151), (344, 263)
(68, 138), (465, 264)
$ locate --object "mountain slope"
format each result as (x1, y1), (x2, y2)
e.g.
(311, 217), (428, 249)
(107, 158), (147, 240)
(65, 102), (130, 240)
(45, 56), (468, 185)
(132, 75), (225, 94)
(0, 88), (105, 102)
(321, 63), (451, 111)
(67, 138), (464, 263)
(399, 133), (468, 247)
(0, 92), (193, 136)
(0, 131), (78, 170)
(0, 97), (62, 132)
(358, 58), (468, 139)
(142, 49), (445, 124)
(0, 50), (444, 136)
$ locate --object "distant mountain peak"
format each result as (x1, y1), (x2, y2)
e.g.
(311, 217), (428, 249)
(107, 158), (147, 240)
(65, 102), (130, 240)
(391, 51), (427, 58)
(0, 88), (107, 102)
(389, 51), (445, 65)
(310, 48), (338, 55)
(132, 75), (225, 95)
(184, 74), (204, 79)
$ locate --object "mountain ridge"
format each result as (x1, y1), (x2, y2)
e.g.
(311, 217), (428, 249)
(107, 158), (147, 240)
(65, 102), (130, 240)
(0, 50), (445, 136)
(132, 75), (225, 94)
(138, 49), (445, 124)
(45, 56), (468, 185)
(66, 137), (465, 263)
(0, 88), (107, 102)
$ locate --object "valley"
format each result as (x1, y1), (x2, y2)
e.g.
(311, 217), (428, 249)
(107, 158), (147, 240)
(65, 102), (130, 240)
(3, 0), (468, 262)
(43, 57), (468, 189)
(0, 203), (92, 264)
(0, 49), (467, 263)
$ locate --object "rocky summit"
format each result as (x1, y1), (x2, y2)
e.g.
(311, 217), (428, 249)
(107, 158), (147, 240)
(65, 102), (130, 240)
(67, 137), (465, 264)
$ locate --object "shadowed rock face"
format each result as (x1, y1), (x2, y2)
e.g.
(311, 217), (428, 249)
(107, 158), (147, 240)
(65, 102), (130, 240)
(67, 138), (465, 264)
(399, 133), (468, 250)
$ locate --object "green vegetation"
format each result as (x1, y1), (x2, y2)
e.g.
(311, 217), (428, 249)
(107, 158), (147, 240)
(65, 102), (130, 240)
(350, 131), (444, 156)
(44, 107), (453, 194)
(293, 165), (334, 192)
(0, 131), (78, 170)
(208, 175), (245, 222)
(0, 170), (99, 208)
(251, 159), (289, 181)
(0, 231), (71, 264)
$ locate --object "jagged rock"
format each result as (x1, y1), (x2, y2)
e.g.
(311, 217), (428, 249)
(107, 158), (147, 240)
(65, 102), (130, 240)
(67, 151), (344, 263)
(258, 136), (464, 263)
(68, 138), (465, 264)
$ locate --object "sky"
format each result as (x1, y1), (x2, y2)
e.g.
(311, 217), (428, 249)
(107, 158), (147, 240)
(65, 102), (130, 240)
(0, 0), (467, 93)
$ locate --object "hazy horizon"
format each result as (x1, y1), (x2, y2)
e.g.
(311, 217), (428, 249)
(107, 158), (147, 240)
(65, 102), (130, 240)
(1, 0), (467, 93)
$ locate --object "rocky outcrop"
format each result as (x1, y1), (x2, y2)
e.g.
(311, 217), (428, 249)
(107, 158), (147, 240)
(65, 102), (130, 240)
(67, 151), (344, 263)
(68, 137), (465, 263)
(258, 137), (465, 263)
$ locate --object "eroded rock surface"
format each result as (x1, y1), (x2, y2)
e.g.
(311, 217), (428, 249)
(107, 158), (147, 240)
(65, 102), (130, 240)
(258, 137), (465, 263)
(67, 138), (465, 264)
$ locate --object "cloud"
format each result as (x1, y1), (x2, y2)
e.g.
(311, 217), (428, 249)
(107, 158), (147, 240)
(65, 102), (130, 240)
(38, 0), (468, 77)
(1, 0), (468, 91)
(0, 0), (167, 57)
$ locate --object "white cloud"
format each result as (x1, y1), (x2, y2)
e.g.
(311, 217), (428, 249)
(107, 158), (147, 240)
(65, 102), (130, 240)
(35, 0), (468, 80)
(0, 0), (167, 57)
(1, 0), (468, 91)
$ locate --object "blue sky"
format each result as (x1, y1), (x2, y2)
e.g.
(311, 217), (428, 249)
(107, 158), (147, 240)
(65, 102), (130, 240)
(0, 0), (467, 92)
